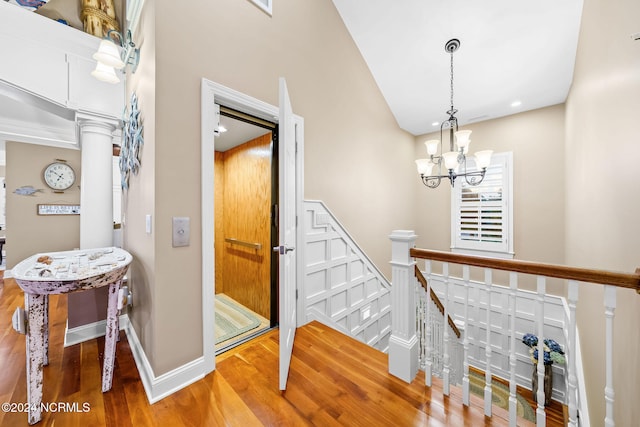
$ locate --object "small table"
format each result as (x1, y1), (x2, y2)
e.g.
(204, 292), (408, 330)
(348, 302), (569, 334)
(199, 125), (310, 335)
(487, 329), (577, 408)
(13, 247), (132, 425)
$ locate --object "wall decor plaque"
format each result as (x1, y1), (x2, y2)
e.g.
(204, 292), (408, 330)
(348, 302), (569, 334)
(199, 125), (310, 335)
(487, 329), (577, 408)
(37, 204), (80, 215)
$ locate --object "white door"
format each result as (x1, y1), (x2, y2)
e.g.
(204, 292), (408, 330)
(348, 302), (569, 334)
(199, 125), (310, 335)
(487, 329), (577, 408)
(277, 78), (297, 390)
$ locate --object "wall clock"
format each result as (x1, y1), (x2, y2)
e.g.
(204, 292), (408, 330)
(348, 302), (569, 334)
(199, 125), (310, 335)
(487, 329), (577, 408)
(43, 162), (76, 191)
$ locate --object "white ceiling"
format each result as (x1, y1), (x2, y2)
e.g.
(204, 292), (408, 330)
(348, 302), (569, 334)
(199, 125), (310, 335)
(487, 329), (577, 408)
(215, 115), (272, 152)
(331, 0), (584, 135)
(1, 0), (585, 157)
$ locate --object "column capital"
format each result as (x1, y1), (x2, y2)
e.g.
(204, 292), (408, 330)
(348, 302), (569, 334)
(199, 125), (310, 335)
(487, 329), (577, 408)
(77, 112), (121, 133)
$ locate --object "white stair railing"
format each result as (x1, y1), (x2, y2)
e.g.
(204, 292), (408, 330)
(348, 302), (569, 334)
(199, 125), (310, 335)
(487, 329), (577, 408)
(388, 230), (640, 427)
(415, 266), (463, 388)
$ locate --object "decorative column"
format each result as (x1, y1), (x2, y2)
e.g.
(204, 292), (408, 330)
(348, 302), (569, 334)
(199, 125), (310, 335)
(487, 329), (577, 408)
(67, 115), (118, 333)
(388, 230), (419, 382)
(78, 116), (116, 248)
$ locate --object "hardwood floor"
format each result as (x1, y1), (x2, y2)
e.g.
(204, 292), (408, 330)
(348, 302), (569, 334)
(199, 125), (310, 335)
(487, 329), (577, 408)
(0, 277), (563, 426)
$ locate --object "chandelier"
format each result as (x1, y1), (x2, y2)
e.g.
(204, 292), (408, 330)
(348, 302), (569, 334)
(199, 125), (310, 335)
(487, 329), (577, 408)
(415, 39), (492, 188)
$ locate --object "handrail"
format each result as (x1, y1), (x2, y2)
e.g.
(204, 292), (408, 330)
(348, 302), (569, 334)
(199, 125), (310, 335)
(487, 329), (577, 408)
(410, 248), (640, 292)
(225, 237), (262, 251)
(414, 266), (461, 339)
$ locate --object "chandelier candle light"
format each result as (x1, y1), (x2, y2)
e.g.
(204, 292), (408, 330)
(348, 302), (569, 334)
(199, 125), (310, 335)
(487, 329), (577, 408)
(416, 39), (492, 188)
(91, 29), (140, 84)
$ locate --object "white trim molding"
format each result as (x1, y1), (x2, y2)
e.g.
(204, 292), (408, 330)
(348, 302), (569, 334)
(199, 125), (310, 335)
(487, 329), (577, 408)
(63, 314), (128, 347)
(122, 315), (207, 404)
(201, 77), (305, 376)
(63, 313), (210, 405)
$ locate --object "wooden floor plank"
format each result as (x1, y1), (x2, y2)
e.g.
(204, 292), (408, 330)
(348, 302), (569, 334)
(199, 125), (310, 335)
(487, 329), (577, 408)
(0, 277), (564, 426)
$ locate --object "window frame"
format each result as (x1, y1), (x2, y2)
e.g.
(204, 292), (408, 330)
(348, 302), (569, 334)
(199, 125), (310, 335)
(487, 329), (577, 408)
(450, 151), (514, 259)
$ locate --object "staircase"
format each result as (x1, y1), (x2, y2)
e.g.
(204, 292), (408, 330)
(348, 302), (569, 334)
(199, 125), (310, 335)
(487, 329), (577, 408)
(388, 230), (640, 427)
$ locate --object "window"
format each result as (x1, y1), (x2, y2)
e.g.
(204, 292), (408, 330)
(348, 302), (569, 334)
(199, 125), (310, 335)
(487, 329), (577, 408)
(451, 152), (513, 259)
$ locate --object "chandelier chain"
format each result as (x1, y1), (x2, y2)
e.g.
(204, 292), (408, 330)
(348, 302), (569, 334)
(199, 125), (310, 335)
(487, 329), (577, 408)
(450, 52), (454, 113)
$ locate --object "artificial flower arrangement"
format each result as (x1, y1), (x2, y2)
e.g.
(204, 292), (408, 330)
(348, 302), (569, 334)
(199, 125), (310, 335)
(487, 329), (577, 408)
(522, 333), (565, 365)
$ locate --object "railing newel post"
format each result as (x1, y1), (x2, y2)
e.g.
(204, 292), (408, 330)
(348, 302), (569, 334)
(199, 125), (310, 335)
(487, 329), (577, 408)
(388, 230), (419, 382)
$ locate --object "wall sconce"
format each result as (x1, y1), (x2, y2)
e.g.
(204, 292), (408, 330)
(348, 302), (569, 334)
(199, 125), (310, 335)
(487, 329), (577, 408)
(91, 30), (140, 84)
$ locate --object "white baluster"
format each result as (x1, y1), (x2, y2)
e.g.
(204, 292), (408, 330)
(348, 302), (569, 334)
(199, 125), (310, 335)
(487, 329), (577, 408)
(567, 281), (579, 427)
(462, 265), (470, 406)
(604, 285), (616, 427)
(536, 276), (546, 427)
(484, 268), (493, 417)
(425, 260), (433, 386)
(508, 272), (518, 427)
(418, 285), (426, 370)
(442, 262), (450, 396)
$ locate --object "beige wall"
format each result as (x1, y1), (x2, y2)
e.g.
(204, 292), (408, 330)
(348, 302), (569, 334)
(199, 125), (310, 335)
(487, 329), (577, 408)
(5, 142), (81, 267)
(565, 0), (640, 424)
(125, 0), (416, 375)
(414, 105), (566, 292)
(124, 0), (157, 371)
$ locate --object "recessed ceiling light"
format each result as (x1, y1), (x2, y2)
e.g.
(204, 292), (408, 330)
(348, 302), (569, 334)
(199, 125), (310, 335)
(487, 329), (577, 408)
(511, 100), (522, 108)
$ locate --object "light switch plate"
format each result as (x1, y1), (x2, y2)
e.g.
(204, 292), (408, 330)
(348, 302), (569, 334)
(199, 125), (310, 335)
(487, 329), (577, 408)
(172, 217), (190, 247)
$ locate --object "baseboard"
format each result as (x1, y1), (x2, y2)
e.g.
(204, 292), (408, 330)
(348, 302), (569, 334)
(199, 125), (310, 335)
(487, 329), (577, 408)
(64, 314), (128, 347)
(122, 314), (208, 404)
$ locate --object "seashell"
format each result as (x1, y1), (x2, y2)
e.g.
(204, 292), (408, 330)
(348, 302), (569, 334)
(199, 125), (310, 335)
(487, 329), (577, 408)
(39, 269), (53, 278)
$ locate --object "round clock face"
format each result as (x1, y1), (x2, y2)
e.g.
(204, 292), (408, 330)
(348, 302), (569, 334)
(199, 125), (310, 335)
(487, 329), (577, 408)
(43, 162), (76, 191)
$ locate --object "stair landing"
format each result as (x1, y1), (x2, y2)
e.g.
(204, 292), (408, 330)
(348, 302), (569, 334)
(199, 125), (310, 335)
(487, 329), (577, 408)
(218, 320), (558, 426)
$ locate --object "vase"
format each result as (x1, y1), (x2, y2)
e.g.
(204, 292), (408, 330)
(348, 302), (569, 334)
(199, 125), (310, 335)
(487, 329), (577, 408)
(531, 363), (553, 406)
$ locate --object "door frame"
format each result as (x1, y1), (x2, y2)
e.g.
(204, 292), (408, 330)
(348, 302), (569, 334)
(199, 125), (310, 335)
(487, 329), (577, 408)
(201, 79), (304, 372)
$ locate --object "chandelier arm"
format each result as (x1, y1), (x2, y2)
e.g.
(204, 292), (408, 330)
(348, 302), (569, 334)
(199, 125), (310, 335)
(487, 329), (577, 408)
(462, 169), (487, 186)
(421, 175), (442, 189)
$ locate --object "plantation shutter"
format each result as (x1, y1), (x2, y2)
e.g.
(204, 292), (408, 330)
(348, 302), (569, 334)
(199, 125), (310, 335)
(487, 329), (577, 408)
(452, 152), (512, 257)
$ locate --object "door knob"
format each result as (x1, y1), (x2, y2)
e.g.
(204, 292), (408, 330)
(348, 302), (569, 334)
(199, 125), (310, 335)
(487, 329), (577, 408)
(273, 245), (295, 254)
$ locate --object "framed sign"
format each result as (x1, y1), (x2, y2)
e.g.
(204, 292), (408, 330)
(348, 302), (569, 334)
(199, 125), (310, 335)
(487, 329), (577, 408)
(37, 204), (81, 216)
